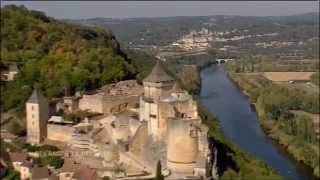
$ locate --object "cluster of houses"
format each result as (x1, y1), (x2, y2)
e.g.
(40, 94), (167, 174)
(6, 152), (96, 180)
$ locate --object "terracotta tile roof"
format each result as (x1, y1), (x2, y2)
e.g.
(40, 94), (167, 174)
(61, 158), (96, 179)
(21, 160), (33, 168)
(31, 166), (50, 179)
(61, 158), (79, 172)
(0, 131), (17, 140)
(9, 152), (28, 163)
(49, 173), (59, 180)
(73, 167), (96, 180)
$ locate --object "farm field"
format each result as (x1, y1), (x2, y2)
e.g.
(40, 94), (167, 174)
(263, 72), (315, 82)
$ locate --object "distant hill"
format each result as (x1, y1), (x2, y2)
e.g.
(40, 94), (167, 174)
(68, 12), (319, 46)
(1, 5), (137, 112)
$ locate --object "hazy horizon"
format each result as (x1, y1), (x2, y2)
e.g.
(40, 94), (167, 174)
(1, 1), (319, 19)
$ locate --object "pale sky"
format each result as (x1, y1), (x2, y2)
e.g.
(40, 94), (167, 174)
(1, 1), (319, 19)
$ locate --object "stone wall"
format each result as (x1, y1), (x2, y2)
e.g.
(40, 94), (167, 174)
(167, 119), (200, 173)
(143, 81), (174, 101)
(78, 94), (104, 113)
(129, 122), (148, 156)
(103, 95), (140, 114)
(47, 124), (74, 143)
(79, 94), (140, 114)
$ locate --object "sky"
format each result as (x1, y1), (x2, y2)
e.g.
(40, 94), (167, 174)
(1, 1), (319, 19)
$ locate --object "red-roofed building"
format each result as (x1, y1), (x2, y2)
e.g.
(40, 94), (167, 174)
(31, 166), (50, 179)
(8, 152), (32, 180)
(59, 158), (97, 180)
(0, 130), (17, 142)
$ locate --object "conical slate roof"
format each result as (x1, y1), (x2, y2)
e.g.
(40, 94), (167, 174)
(27, 87), (46, 103)
(171, 82), (184, 93)
(143, 61), (174, 83)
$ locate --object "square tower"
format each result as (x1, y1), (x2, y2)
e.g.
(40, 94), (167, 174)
(26, 88), (48, 145)
(140, 61), (174, 139)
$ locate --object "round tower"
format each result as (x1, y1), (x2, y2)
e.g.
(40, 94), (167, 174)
(167, 118), (199, 173)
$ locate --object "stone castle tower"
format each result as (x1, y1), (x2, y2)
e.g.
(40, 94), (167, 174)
(26, 87), (49, 145)
(140, 61), (208, 176)
(139, 61), (175, 139)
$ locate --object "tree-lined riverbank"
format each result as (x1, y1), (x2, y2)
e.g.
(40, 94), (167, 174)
(227, 70), (319, 177)
(198, 102), (282, 179)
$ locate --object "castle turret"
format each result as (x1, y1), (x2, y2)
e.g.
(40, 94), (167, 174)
(167, 119), (200, 174)
(26, 87), (48, 145)
(142, 61), (174, 101)
(139, 61), (175, 139)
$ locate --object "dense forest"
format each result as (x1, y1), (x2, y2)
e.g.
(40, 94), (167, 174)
(1, 5), (138, 112)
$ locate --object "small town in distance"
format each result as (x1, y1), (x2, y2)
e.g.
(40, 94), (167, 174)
(0, 2), (319, 180)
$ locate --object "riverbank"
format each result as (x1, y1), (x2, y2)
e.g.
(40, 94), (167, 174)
(227, 71), (320, 177)
(197, 102), (282, 179)
(171, 63), (283, 179)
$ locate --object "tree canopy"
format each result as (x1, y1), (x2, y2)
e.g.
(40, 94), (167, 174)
(1, 5), (137, 112)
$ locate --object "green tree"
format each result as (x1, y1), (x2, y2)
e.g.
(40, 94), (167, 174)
(155, 160), (164, 180)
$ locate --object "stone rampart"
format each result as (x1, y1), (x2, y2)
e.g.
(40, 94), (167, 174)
(47, 124), (74, 143)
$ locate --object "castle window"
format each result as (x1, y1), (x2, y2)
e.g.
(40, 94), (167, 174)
(190, 130), (198, 138)
(31, 106), (34, 110)
(150, 114), (157, 118)
(32, 114), (34, 119)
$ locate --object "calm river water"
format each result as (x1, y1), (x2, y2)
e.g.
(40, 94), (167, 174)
(199, 65), (315, 180)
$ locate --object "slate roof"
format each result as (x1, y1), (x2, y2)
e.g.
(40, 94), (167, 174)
(27, 87), (46, 103)
(171, 82), (184, 93)
(143, 61), (174, 83)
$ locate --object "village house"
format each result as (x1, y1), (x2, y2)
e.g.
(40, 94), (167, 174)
(0, 130), (17, 143)
(0, 63), (19, 81)
(8, 152), (32, 180)
(59, 158), (97, 180)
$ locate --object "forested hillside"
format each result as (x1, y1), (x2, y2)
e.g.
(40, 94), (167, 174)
(1, 5), (137, 112)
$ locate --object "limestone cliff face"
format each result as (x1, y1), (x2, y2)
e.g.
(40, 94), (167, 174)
(207, 137), (219, 179)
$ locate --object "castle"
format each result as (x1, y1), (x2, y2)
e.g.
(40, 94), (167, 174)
(26, 61), (214, 179)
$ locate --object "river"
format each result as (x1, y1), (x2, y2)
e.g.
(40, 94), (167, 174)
(199, 65), (315, 180)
